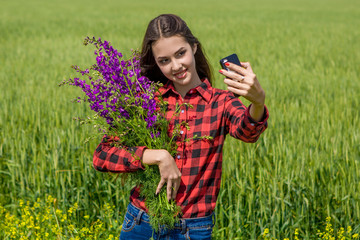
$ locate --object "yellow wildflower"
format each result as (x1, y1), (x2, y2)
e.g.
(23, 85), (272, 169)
(294, 228), (299, 240)
(55, 209), (62, 215)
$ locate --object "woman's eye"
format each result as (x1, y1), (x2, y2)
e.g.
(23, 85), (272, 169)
(178, 50), (186, 57)
(159, 59), (168, 64)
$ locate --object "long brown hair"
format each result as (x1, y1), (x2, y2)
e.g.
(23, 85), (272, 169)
(140, 14), (212, 85)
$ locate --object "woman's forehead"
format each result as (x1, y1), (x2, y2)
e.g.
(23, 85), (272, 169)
(152, 36), (190, 57)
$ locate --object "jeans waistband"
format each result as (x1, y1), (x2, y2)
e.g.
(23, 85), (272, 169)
(127, 202), (215, 233)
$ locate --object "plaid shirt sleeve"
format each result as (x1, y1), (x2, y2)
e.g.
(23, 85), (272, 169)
(93, 135), (146, 172)
(225, 96), (269, 142)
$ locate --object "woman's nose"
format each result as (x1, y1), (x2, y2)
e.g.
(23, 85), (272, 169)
(171, 59), (182, 72)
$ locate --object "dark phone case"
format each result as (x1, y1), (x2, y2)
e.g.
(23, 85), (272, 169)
(220, 53), (241, 98)
(219, 53), (241, 70)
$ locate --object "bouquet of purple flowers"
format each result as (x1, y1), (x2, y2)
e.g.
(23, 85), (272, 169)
(61, 37), (182, 229)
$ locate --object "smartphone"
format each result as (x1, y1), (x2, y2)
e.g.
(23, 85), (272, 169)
(220, 53), (241, 97)
(220, 53), (241, 71)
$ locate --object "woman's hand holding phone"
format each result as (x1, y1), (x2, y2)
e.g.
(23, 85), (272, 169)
(219, 54), (266, 121)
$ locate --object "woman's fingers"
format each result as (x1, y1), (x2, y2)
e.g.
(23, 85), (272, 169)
(156, 176), (181, 201)
(220, 62), (255, 81)
(220, 67), (245, 81)
(171, 178), (181, 200)
(225, 62), (251, 75)
(220, 71), (245, 83)
(220, 61), (265, 105)
(226, 85), (251, 98)
(167, 180), (173, 201)
(144, 150), (182, 201)
(156, 178), (166, 195)
(220, 60), (266, 120)
(240, 62), (253, 72)
(167, 174), (181, 201)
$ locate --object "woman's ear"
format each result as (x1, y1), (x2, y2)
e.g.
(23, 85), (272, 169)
(192, 43), (198, 55)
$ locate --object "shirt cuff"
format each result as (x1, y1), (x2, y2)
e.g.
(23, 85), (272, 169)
(128, 146), (148, 170)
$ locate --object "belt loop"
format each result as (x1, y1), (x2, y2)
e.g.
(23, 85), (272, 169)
(180, 219), (187, 234)
(135, 209), (144, 225)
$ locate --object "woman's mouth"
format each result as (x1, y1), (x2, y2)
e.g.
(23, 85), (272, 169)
(173, 69), (187, 79)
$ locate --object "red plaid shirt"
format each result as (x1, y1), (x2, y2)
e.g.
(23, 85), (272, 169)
(93, 79), (268, 218)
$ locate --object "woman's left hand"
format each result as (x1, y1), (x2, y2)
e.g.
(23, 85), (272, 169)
(219, 61), (266, 121)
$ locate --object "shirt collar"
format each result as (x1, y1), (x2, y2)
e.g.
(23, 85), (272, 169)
(158, 78), (213, 103)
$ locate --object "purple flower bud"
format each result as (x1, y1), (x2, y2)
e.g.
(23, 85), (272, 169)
(69, 36), (160, 138)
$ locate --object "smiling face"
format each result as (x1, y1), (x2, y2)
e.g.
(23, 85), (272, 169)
(151, 35), (202, 96)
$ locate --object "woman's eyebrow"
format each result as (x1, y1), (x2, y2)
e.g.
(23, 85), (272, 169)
(157, 47), (186, 60)
(174, 47), (186, 54)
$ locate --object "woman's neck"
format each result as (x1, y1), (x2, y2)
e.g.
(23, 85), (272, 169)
(173, 76), (202, 98)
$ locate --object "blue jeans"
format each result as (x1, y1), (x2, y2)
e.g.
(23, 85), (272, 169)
(120, 202), (215, 240)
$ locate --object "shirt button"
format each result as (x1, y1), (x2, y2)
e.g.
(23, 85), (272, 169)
(177, 155), (181, 159)
(180, 130), (184, 134)
(250, 123), (255, 126)
(181, 110), (184, 114)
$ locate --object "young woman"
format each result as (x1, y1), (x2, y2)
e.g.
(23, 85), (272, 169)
(93, 14), (268, 240)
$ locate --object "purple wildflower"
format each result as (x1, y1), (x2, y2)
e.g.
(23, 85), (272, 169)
(68, 36), (158, 129)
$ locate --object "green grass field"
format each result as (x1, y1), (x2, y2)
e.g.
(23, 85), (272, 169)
(1, 0), (359, 239)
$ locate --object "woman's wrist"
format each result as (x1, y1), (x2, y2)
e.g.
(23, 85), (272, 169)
(249, 103), (265, 122)
(142, 149), (167, 165)
(252, 102), (265, 110)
